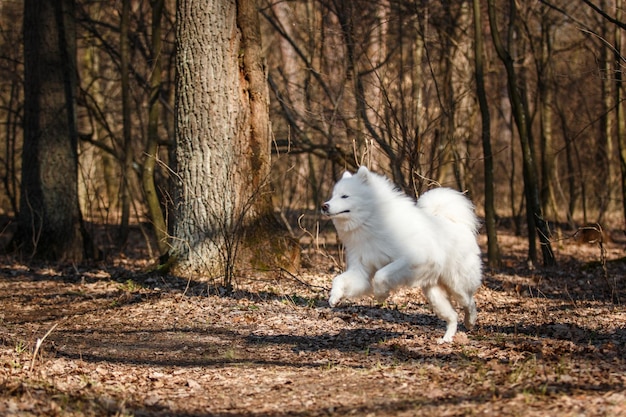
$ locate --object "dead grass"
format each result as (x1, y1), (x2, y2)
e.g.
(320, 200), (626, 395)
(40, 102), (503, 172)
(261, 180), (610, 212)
(0, 228), (625, 416)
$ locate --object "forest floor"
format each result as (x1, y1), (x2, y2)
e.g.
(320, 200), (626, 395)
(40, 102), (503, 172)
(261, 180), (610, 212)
(0, 225), (625, 416)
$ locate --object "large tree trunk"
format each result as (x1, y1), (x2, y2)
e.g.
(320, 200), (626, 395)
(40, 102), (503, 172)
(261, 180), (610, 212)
(12, 0), (90, 262)
(169, 0), (298, 284)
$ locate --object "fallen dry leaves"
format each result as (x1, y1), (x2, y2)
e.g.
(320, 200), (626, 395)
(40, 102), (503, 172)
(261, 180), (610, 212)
(0, 229), (625, 416)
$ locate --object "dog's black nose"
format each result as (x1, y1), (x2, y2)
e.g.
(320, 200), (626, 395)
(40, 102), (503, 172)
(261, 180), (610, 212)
(321, 203), (329, 213)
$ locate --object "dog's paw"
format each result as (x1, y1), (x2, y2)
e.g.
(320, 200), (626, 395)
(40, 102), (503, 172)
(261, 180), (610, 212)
(437, 330), (456, 344)
(372, 282), (390, 302)
(464, 301), (478, 329)
(328, 294), (341, 308)
(374, 292), (389, 303)
(437, 335), (453, 344)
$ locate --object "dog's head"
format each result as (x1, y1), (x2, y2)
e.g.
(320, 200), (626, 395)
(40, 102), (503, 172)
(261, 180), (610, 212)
(321, 167), (372, 230)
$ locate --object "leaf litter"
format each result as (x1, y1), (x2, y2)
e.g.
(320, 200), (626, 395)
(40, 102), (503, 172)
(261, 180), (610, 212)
(0, 229), (624, 416)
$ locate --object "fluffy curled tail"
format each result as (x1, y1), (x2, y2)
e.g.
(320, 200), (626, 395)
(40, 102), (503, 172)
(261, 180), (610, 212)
(417, 188), (479, 234)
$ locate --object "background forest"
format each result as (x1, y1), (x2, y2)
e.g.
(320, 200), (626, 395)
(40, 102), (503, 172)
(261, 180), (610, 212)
(0, 0), (625, 263)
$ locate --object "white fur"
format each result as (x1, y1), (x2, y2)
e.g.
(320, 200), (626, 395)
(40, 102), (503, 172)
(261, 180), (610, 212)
(322, 166), (482, 343)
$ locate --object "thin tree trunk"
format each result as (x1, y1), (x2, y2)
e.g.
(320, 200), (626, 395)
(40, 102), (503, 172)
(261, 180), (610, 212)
(119, 0), (132, 244)
(473, 0), (500, 267)
(411, 8), (425, 193)
(598, 0), (614, 223)
(488, 0), (555, 266)
(555, 105), (577, 227)
(3, 81), (19, 214)
(451, 2), (473, 193)
(143, 0), (168, 256)
(539, 16), (558, 222)
(616, 0), (626, 226)
(436, 4), (456, 188)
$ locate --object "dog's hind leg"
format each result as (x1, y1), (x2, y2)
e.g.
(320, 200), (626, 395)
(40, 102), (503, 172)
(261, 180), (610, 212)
(446, 287), (477, 330)
(463, 297), (477, 329)
(423, 284), (458, 344)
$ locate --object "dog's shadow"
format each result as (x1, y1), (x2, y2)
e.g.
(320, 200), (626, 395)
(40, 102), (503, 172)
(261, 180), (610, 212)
(246, 328), (403, 353)
(246, 303), (447, 354)
(333, 301), (448, 327)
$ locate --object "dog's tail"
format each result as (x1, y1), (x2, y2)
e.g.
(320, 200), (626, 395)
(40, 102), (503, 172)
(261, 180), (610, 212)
(417, 188), (479, 234)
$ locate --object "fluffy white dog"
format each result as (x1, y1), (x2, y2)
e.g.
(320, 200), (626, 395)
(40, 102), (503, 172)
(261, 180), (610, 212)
(321, 166), (482, 343)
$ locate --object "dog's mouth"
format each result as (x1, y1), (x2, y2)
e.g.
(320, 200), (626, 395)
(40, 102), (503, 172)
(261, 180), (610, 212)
(323, 209), (351, 217)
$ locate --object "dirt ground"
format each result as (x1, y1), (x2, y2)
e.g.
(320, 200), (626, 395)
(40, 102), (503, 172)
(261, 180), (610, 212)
(1, 227), (625, 416)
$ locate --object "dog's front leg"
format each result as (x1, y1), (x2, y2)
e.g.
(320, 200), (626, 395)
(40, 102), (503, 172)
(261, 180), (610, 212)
(328, 269), (371, 307)
(372, 258), (413, 301)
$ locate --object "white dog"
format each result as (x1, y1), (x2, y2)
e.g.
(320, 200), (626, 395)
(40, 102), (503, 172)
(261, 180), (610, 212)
(321, 166), (482, 343)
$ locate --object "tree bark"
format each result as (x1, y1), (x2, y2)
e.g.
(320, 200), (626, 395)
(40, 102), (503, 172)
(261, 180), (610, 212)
(13, 0), (91, 262)
(169, 0), (298, 283)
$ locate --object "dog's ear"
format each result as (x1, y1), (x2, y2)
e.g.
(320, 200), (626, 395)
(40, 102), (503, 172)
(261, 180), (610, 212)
(341, 171), (352, 179)
(356, 166), (370, 181)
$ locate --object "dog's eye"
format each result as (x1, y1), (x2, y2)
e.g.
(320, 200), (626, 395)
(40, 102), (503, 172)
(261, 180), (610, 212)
(341, 195), (349, 199)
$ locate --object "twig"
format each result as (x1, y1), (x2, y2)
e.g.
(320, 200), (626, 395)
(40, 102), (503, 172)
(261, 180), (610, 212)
(297, 215), (342, 271)
(279, 267), (330, 292)
(595, 225), (619, 304)
(29, 322), (60, 374)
